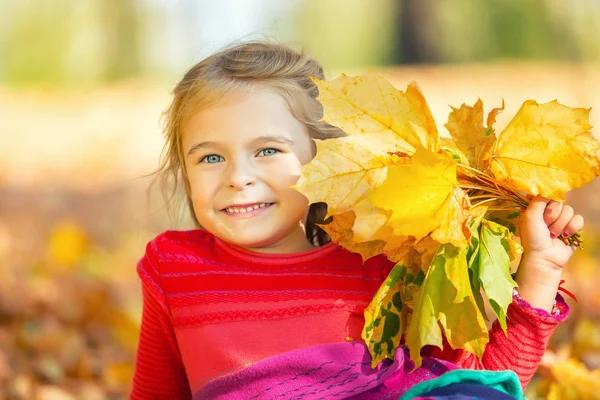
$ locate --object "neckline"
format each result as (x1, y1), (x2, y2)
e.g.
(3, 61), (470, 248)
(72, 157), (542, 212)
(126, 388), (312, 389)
(213, 235), (339, 265)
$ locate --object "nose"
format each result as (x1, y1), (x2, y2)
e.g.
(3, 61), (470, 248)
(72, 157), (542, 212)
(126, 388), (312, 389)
(226, 157), (256, 190)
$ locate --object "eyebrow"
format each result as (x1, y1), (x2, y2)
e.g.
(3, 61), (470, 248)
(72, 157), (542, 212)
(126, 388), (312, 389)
(186, 135), (294, 157)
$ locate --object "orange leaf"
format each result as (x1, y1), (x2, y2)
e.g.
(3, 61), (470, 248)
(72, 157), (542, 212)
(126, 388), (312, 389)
(318, 211), (386, 261)
(445, 99), (496, 170)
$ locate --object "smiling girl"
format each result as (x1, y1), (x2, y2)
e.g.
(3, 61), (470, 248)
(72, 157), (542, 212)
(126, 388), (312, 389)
(183, 89), (317, 253)
(130, 42), (583, 400)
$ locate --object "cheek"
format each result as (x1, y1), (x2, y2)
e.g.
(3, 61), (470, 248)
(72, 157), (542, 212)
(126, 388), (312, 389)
(269, 167), (309, 208)
(188, 171), (218, 208)
(286, 157), (304, 179)
(276, 154), (305, 185)
(266, 159), (303, 191)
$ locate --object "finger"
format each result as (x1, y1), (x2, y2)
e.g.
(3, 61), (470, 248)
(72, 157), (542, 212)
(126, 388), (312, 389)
(543, 200), (563, 226)
(548, 204), (574, 238)
(562, 214), (584, 238)
(522, 195), (552, 222)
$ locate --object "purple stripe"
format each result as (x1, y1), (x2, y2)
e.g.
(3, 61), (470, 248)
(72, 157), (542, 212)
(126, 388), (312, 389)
(137, 260), (162, 292)
(139, 256), (159, 276)
(161, 270), (382, 280)
(167, 289), (376, 298)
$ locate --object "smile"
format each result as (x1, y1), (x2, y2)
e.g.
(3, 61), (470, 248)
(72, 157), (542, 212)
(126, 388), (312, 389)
(221, 202), (275, 216)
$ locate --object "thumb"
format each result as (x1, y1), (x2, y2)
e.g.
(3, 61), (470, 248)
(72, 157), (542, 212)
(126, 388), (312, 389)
(520, 195), (554, 251)
(522, 195), (552, 223)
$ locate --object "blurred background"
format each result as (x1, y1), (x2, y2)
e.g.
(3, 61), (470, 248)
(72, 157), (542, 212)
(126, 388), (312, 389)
(1, 0), (599, 398)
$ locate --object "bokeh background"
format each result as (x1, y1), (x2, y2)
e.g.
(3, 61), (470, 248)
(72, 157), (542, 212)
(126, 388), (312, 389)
(1, 0), (599, 398)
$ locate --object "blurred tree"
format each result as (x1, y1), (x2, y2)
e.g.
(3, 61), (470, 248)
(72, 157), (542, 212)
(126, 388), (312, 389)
(394, 0), (441, 64)
(292, 0), (397, 71)
(99, 0), (143, 81)
(0, 0), (145, 86)
(1, 1), (72, 85)
(1, 0), (600, 86)
(392, 0), (584, 64)
(485, 0), (575, 61)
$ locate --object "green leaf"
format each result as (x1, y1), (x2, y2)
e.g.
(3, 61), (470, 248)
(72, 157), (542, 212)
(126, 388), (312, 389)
(475, 219), (518, 332)
(487, 208), (521, 235)
(506, 211), (520, 219)
(466, 220), (488, 322)
(405, 244), (489, 368)
(362, 263), (407, 368)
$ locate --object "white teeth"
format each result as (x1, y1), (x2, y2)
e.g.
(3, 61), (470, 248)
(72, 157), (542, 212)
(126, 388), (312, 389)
(226, 203), (270, 214)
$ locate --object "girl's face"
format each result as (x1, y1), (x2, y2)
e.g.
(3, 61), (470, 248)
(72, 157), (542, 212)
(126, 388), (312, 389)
(182, 89), (316, 254)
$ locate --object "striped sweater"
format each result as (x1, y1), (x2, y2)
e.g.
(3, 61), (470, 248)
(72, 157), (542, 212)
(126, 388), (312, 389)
(130, 229), (568, 399)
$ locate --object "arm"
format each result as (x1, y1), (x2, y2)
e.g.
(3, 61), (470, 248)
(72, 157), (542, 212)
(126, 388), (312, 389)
(440, 293), (568, 389)
(433, 196), (582, 389)
(130, 243), (192, 400)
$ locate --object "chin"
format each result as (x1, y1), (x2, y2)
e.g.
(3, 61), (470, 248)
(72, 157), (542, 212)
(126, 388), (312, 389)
(225, 228), (295, 251)
(228, 235), (280, 249)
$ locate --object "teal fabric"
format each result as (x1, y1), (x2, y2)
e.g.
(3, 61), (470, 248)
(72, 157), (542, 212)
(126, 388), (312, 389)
(398, 369), (524, 400)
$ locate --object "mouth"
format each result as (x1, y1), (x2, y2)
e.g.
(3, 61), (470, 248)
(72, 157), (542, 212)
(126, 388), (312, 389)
(221, 202), (276, 216)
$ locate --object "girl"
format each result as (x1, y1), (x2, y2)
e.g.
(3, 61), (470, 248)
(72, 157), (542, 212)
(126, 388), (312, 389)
(130, 42), (583, 399)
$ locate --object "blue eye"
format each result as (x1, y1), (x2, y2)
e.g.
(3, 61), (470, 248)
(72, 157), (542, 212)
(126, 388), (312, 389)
(200, 154), (224, 164)
(257, 148), (279, 157)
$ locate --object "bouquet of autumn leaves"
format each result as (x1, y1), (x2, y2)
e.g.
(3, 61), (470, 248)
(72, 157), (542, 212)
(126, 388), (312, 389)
(294, 71), (600, 368)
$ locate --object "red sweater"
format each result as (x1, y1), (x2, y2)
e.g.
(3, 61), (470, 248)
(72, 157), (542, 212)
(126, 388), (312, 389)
(130, 230), (568, 399)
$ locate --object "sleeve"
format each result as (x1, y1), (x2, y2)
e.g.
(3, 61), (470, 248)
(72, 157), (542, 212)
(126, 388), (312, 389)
(130, 238), (192, 400)
(425, 294), (569, 390)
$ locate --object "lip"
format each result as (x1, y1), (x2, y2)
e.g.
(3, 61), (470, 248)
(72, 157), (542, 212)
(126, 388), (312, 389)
(220, 202), (276, 218)
(221, 202), (275, 210)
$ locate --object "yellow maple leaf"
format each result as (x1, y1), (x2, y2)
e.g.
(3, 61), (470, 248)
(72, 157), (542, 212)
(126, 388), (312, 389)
(362, 262), (408, 368)
(295, 132), (412, 216)
(371, 225), (415, 263)
(366, 148), (460, 241)
(413, 235), (442, 275)
(439, 137), (469, 166)
(445, 99), (498, 170)
(339, 202), (415, 263)
(396, 236), (440, 279)
(382, 234), (417, 264)
(485, 100), (600, 200)
(486, 99), (505, 133)
(430, 187), (471, 248)
(312, 71), (439, 151)
(318, 210), (386, 261)
(351, 201), (392, 242)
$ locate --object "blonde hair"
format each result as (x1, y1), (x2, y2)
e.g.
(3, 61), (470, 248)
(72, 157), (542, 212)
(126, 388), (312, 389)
(153, 41), (345, 245)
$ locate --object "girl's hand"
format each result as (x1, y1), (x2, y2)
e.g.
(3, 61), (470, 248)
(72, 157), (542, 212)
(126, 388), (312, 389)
(519, 196), (585, 270)
(515, 196), (585, 312)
